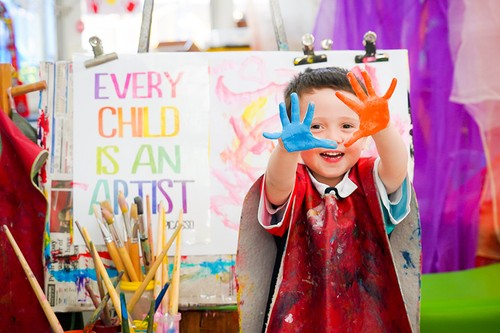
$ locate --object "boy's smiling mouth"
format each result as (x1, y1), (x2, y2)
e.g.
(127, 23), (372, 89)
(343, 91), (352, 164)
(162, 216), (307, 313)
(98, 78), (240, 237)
(320, 151), (344, 159)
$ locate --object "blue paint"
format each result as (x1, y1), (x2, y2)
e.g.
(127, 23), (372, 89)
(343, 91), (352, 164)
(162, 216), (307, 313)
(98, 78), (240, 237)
(51, 267), (118, 282)
(401, 251), (415, 269)
(179, 258), (235, 275)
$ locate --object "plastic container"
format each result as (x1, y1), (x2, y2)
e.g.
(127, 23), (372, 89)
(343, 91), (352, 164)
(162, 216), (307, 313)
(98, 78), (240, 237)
(154, 312), (182, 333)
(119, 280), (155, 320)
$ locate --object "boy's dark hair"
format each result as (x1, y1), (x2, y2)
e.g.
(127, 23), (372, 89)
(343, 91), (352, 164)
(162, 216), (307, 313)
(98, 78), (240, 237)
(284, 67), (367, 118)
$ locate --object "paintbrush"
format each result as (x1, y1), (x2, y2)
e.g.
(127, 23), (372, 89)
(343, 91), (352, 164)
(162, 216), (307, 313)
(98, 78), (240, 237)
(155, 282), (170, 312)
(101, 201), (140, 282)
(120, 292), (131, 333)
(2, 225), (65, 333)
(127, 219), (183, 313)
(85, 280), (101, 309)
(129, 203), (142, 280)
(146, 194), (154, 259)
(90, 240), (135, 332)
(83, 271), (124, 333)
(154, 202), (165, 301)
(141, 281), (170, 326)
(168, 210), (183, 315)
(118, 191), (133, 249)
(93, 204), (130, 282)
(134, 196), (152, 273)
(161, 204), (170, 313)
(76, 221), (112, 326)
(146, 299), (155, 333)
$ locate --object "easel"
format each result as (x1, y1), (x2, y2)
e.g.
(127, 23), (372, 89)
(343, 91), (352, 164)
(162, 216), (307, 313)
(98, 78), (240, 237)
(0, 63), (46, 117)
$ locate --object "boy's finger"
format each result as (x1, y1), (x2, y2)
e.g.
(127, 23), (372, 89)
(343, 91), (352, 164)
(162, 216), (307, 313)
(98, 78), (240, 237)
(361, 70), (376, 96)
(279, 102), (290, 127)
(344, 131), (364, 147)
(383, 78), (398, 100)
(290, 93), (300, 123)
(303, 102), (315, 126)
(263, 131), (282, 140)
(347, 72), (367, 101)
(335, 91), (360, 112)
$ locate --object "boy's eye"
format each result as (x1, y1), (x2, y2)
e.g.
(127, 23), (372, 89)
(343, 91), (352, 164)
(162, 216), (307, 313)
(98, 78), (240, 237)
(342, 123), (354, 129)
(310, 124), (321, 130)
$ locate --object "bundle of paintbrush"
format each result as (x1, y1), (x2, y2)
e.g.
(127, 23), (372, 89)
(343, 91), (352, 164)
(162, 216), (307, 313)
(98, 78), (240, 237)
(115, 193), (156, 280)
(89, 194), (186, 331)
(93, 201), (143, 282)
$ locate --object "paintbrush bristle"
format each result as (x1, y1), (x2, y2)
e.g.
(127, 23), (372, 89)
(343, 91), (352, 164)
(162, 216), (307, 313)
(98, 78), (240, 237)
(101, 208), (115, 225)
(100, 200), (113, 213)
(130, 203), (138, 221)
(134, 196), (143, 215)
(92, 204), (103, 221)
(118, 191), (129, 213)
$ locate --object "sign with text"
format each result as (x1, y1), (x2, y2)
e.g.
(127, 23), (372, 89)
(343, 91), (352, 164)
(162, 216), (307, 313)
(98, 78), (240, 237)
(73, 53), (210, 255)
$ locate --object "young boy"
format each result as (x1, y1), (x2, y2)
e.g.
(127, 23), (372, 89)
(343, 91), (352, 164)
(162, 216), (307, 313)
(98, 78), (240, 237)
(237, 67), (421, 333)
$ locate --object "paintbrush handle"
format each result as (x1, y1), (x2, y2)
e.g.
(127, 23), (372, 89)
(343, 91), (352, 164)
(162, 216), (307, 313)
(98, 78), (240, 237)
(127, 221), (183, 313)
(79, 225), (112, 325)
(118, 245), (140, 282)
(83, 271), (124, 333)
(146, 195), (154, 258)
(129, 241), (142, 281)
(106, 240), (130, 282)
(140, 237), (152, 273)
(92, 244), (137, 333)
(2, 225), (64, 333)
(169, 224), (183, 315)
(91, 242), (123, 320)
(120, 292), (131, 333)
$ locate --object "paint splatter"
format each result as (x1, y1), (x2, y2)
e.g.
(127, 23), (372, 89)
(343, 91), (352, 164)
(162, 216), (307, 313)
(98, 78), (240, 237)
(401, 250), (415, 269)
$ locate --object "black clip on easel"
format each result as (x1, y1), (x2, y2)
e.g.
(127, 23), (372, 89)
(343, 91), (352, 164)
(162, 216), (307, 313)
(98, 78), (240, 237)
(354, 31), (389, 63)
(293, 33), (331, 66)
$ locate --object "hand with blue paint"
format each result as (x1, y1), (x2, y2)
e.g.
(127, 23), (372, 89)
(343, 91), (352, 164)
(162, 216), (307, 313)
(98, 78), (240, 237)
(263, 92), (338, 152)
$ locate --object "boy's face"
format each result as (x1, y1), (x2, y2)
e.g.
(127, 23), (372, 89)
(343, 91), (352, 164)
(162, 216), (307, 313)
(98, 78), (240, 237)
(299, 88), (367, 187)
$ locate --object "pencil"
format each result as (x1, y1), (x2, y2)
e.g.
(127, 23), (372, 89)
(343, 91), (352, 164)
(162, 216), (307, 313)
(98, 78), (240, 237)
(2, 225), (64, 333)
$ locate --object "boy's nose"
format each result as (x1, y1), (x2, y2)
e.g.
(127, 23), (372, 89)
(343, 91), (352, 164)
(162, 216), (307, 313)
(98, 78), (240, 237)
(329, 131), (345, 145)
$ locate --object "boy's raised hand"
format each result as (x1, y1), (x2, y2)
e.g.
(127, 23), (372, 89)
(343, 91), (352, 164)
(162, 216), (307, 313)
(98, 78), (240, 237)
(263, 92), (337, 152)
(335, 70), (397, 147)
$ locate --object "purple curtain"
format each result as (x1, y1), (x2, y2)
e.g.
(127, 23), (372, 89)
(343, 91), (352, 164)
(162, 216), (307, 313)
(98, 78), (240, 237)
(313, 0), (486, 273)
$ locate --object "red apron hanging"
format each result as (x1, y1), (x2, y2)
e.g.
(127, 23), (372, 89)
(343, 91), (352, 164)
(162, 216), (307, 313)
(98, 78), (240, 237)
(0, 2), (29, 117)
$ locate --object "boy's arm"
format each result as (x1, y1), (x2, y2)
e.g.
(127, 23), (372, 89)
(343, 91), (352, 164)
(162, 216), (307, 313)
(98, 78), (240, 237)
(263, 93), (337, 206)
(336, 70), (407, 194)
(264, 140), (300, 206)
(372, 123), (408, 194)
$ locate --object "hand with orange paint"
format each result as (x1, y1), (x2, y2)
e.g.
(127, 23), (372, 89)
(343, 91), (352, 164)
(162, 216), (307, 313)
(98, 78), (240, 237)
(335, 70), (397, 147)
